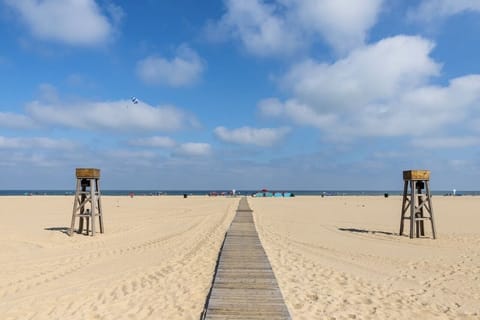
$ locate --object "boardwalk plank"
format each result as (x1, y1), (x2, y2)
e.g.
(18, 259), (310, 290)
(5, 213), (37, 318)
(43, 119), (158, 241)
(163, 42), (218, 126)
(202, 197), (291, 319)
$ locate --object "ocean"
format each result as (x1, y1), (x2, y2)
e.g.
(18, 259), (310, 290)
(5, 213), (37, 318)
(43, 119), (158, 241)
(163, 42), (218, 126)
(0, 190), (479, 196)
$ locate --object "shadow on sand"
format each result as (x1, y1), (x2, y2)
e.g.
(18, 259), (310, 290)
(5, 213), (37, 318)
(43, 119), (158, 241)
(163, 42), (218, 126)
(338, 227), (396, 236)
(44, 227), (70, 236)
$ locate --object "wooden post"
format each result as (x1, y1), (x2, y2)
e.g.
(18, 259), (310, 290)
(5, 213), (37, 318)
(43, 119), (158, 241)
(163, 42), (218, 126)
(409, 180), (416, 239)
(68, 168), (104, 236)
(425, 181), (437, 239)
(400, 170), (436, 239)
(399, 180), (409, 236)
(96, 178), (104, 233)
(69, 178), (81, 236)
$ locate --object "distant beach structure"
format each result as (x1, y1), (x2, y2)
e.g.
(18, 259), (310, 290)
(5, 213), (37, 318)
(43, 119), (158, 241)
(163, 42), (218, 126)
(399, 170), (436, 239)
(252, 189), (294, 197)
(69, 168), (104, 237)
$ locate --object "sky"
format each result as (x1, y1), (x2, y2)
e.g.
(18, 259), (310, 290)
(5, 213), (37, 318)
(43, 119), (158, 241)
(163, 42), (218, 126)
(1, 0), (480, 190)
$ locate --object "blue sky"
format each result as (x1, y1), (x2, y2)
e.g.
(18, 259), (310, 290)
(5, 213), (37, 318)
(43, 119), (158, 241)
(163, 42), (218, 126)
(1, 0), (480, 190)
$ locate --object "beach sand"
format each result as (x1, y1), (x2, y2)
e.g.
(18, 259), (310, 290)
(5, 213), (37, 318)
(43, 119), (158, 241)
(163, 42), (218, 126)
(0, 196), (237, 320)
(1, 195), (479, 319)
(250, 196), (480, 320)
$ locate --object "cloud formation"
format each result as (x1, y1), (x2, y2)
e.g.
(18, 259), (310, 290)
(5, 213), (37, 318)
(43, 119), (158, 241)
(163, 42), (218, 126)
(287, 0), (383, 54)
(0, 112), (36, 129)
(209, 0), (383, 55)
(129, 136), (176, 148)
(25, 99), (191, 132)
(0, 136), (75, 149)
(174, 143), (212, 157)
(410, 136), (480, 149)
(210, 0), (301, 56)
(261, 35), (480, 140)
(282, 35), (440, 110)
(409, 0), (480, 22)
(136, 46), (205, 87)
(4, 0), (119, 46)
(214, 126), (290, 146)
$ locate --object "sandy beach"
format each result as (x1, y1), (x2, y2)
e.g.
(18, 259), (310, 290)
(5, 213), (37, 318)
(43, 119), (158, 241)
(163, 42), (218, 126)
(0, 196), (237, 320)
(1, 195), (480, 319)
(251, 196), (480, 320)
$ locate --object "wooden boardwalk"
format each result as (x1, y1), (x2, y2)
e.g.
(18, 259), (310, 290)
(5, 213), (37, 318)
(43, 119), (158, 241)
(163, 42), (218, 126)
(202, 197), (291, 319)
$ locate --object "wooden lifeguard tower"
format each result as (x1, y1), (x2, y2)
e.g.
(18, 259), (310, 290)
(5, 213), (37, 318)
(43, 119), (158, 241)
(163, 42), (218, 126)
(68, 168), (104, 236)
(400, 170), (436, 239)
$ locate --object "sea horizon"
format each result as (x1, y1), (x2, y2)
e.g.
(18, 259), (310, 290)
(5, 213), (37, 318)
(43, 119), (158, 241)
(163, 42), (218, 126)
(1, 189), (479, 196)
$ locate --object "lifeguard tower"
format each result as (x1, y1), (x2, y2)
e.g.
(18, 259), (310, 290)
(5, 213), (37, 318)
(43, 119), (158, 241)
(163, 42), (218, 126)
(68, 168), (104, 236)
(399, 170), (436, 239)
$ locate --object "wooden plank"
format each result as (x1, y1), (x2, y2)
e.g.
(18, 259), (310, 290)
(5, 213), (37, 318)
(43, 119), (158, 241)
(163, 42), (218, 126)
(203, 197), (291, 319)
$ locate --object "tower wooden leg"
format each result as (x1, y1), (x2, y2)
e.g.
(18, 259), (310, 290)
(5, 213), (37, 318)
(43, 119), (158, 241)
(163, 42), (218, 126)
(399, 180), (408, 236)
(90, 179), (96, 236)
(425, 181), (436, 239)
(78, 183), (87, 234)
(78, 217), (84, 234)
(409, 181), (416, 239)
(83, 215), (90, 236)
(415, 212), (420, 238)
(419, 195), (425, 236)
(96, 179), (104, 233)
(69, 179), (81, 236)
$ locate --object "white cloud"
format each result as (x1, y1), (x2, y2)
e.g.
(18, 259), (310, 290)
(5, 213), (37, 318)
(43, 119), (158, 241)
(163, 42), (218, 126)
(4, 0), (119, 46)
(175, 143), (212, 157)
(103, 149), (157, 160)
(136, 46), (205, 87)
(409, 0), (480, 22)
(411, 136), (480, 149)
(0, 112), (36, 129)
(261, 35), (480, 139)
(213, 0), (302, 56)
(286, 0), (383, 54)
(26, 99), (190, 132)
(259, 98), (336, 128)
(208, 0), (383, 56)
(258, 98), (284, 117)
(0, 136), (75, 149)
(129, 136), (176, 148)
(214, 126), (290, 146)
(282, 35), (440, 111)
